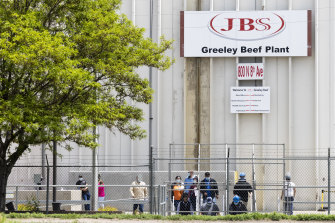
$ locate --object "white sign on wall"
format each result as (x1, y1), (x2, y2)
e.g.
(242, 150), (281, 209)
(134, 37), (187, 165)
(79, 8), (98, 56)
(231, 87), (270, 113)
(180, 10), (311, 57)
(237, 63), (264, 80)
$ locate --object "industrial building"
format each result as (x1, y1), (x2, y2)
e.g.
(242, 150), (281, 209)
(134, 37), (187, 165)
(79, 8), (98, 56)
(9, 0), (335, 212)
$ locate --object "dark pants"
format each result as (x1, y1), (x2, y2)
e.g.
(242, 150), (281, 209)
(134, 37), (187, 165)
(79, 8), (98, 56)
(190, 196), (196, 212)
(133, 204), (144, 213)
(174, 200), (181, 211)
(82, 192), (91, 211)
(284, 197), (294, 215)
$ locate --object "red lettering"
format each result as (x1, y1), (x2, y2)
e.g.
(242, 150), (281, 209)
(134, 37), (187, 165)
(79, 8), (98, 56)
(256, 18), (271, 31)
(250, 66), (255, 77)
(220, 18), (235, 31)
(239, 18), (255, 31)
(256, 67), (263, 77)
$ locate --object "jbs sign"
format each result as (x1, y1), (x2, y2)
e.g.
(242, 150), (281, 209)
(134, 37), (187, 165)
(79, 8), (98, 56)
(209, 12), (285, 40)
(180, 10), (311, 57)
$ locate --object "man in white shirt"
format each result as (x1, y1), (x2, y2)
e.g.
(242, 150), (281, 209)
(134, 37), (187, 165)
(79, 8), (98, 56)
(281, 173), (296, 215)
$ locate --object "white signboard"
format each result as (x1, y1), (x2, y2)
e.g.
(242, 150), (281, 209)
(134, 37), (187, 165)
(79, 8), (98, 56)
(181, 10), (311, 57)
(237, 63), (264, 80)
(231, 87), (270, 113)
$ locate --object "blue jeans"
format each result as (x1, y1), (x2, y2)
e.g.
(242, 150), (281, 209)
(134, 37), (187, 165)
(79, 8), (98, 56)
(133, 204), (144, 213)
(82, 192), (91, 210)
(284, 197), (294, 215)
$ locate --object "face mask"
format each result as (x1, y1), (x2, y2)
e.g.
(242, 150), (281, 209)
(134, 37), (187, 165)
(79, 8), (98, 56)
(234, 201), (239, 205)
(193, 180), (198, 183)
(176, 179), (181, 183)
(79, 178), (83, 181)
(205, 177), (210, 181)
(137, 177), (141, 182)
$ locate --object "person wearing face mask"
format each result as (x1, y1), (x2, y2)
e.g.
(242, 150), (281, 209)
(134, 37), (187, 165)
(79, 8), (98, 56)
(200, 172), (219, 203)
(233, 172), (252, 208)
(130, 175), (147, 214)
(188, 176), (199, 213)
(184, 170), (194, 193)
(172, 176), (184, 211)
(76, 175), (91, 211)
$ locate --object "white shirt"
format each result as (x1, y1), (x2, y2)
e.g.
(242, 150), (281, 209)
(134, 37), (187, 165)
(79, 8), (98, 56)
(283, 181), (295, 197)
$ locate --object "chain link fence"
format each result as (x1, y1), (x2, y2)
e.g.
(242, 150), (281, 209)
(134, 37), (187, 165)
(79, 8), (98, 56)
(4, 144), (335, 215)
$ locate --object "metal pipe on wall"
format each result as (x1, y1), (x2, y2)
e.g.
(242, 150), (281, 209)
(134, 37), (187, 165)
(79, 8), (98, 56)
(313, 0), (320, 209)
(157, 0), (161, 164)
(130, 0), (135, 168)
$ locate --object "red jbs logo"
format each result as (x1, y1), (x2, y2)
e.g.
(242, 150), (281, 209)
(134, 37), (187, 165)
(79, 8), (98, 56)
(209, 12), (285, 41)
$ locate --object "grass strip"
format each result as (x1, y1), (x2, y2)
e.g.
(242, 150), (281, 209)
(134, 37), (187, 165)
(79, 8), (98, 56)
(4, 212), (335, 221)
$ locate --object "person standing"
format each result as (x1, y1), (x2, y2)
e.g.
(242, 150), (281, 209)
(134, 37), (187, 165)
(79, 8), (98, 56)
(200, 172), (219, 203)
(233, 172), (253, 207)
(188, 176), (199, 213)
(98, 175), (105, 209)
(200, 197), (220, 216)
(281, 173), (296, 215)
(130, 175), (148, 214)
(76, 175), (91, 211)
(229, 195), (247, 215)
(177, 193), (193, 215)
(184, 170), (195, 193)
(172, 176), (184, 211)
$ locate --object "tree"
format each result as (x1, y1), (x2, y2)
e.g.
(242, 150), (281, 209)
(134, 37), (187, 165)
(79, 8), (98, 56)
(0, 0), (173, 211)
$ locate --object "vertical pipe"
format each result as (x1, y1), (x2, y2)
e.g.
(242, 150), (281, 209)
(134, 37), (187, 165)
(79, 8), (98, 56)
(198, 143), (200, 173)
(283, 144), (286, 213)
(92, 127), (98, 211)
(157, 0), (161, 157)
(168, 144), (172, 215)
(226, 147), (230, 216)
(288, 0), (292, 167)
(41, 144), (45, 183)
(328, 148), (331, 215)
(15, 186), (18, 211)
(46, 156), (50, 214)
(252, 144), (257, 212)
(149, 0), (154, 214)
(52, 141), (57, 203)
(131, 0), (135, 168)
(149, 146), (153, 214)
(225, 143), (228, 215)
(235, 0), (240, 174)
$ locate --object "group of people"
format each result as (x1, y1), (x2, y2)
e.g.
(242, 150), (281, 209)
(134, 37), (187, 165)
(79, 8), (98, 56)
(75, 171), (296, 215)
(171, 171), (220, 215)
(172, 171), (296, 216)
(76, 174), (105, 210)
(76, 174), (147, 214)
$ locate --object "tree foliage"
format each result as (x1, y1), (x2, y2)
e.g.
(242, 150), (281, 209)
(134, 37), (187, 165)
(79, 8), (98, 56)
(0, 0), (173, 210)
(0, 0), (173, 162)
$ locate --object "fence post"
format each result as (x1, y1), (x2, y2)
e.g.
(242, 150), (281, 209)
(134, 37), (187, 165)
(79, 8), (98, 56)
(46, 155), (50, 214)
(252, 144), (256, 212)
(282, 144), (286, 214)
(157, 185), (161, 215)
(226, 147), (230, 215)
(167, 143), (172, 216)
(149, 145), (153, 214)
(328, 148), (331, 215)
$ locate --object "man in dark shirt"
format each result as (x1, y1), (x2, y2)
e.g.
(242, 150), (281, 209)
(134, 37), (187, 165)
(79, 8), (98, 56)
(177, 193), (193, 215)
(200, 172), (219, 203)
(233, 172), (252, 207)
(229, 195), (247, 215)
(76, 175), (91, 211)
